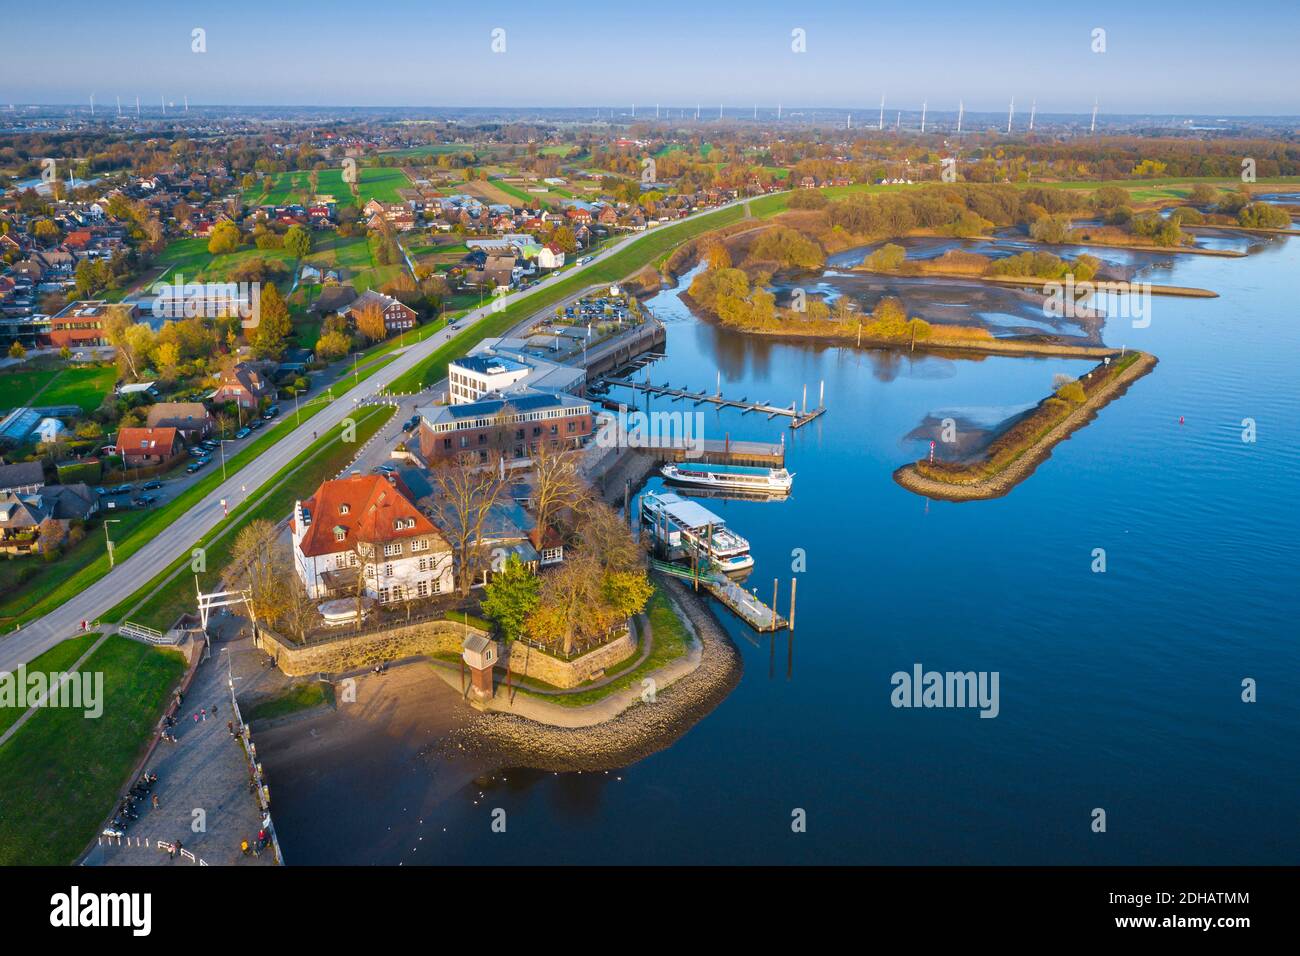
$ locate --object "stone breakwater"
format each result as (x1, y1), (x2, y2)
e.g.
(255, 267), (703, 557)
(443, 578), (742, 772)
(894, 351), (1159, 501)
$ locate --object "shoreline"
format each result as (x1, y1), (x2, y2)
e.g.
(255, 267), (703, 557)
(680, 289), (1118, 359)
(893, 351), (1159, 501)
(439, 578), (742, 772)
(849, 267), (1220, 298)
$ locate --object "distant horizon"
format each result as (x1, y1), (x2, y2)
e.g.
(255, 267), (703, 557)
(4, 103), (1298, 122)
(4, 0), (1298, 115)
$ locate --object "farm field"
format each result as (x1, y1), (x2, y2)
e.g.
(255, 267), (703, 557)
(355, 166), (412, 205)
(156, 233), (405, 292)
(460, 178), (525, 207)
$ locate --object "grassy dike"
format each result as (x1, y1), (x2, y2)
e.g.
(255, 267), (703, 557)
(103, 403), (395, 629)
(0, 635), (187, 866)
(0, 405), (395, 864)
(388, 202), (754, 393)
(894, 350), (1158, 501)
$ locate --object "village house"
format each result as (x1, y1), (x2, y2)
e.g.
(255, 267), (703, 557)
(145, 402), (214, 443)
(45, 300), (137, 349)
(291, 474), (454, 604)
(0, 483), (98, 555)
(338, 289), (418, 336)
(117, 426), (185, 468)
(212, 362), (274, 410)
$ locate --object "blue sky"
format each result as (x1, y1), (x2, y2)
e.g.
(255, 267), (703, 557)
(2, 0), (1297, 114)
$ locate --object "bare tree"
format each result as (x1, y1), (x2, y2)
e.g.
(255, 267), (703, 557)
(346, 538), (376, 631)
(531, 442), (585, 540)
(281, 569), (321, 643)
(426, 451), (508, 596)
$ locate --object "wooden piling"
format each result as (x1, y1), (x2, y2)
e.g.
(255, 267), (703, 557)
(789, 577), (797, 632)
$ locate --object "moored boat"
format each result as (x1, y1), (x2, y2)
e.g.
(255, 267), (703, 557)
(661, 462), (794, 494)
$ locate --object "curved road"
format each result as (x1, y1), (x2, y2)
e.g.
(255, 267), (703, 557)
(0, 195), (762, 673)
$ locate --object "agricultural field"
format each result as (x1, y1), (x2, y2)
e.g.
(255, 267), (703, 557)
(460, 178), (529, 207)
(355, 166), (413, 205)
(156, 232), (406, 293)
(242, 167), (359, 207)
(380, 144), (475, 160)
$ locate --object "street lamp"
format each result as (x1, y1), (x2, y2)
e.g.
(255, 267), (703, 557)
(218, 438), (229, 481)
(103, 518), (121, 568)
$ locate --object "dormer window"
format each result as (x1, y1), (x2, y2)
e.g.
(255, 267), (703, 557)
(333, 526), (346, 542)
(339, 504), (350, 514)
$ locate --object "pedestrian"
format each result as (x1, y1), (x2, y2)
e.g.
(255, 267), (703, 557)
(168, 843), (175, 860)
(227, 720), (235, 737)
(201, 708), (207, 721)
(241, 839), (250, 857)
(152, 794), (159, 810)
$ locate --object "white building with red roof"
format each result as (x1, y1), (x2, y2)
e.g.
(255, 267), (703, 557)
(291, 474), (453, 604)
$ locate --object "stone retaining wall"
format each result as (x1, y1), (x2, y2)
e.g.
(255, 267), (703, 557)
(259, 617), (636, 686)
(258, 619), (479, 677)
(502, 629), (637, 689)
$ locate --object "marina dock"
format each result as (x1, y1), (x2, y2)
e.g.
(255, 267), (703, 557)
(650, 560), (789, 631)
(597, 376), (827, 429)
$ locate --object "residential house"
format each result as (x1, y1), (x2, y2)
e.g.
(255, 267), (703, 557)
(291, 474), (454, 604)
(212, 362), (274, 410)
(0, 461), (45, 494)
(117, 427), (185, 468)
(146, 402), (214, 442)
(339, 289), (418, 336)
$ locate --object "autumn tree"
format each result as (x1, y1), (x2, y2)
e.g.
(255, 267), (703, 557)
(230, 520), (291, 627)
(481, 553), (540, 644)
(353, 300), (388, 343)
(250, 282), (292, 358)
(284, 224), (312, 258)
(208, 220), (241, 255)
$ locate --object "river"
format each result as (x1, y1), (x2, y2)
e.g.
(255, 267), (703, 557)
(274, 225), (1300, 865)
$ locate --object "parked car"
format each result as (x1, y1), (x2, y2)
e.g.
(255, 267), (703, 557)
(234, 427), (251, 439)
(93, 486), (108, 496)
(249, 418), (264, 430)
(142, 480), (163, 490)
(200, 439), (219, 451)
(109, 484), (131, 495)
(190, 447), (207, 458)
(263, 405), (279, 419)
(403, 415), (420, 432)
(186, 459), (207, 474)
(132, 494), (160, 507)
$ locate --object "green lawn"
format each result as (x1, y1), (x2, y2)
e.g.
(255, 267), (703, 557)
(0, 635), (187, 865)
(0, 368), (57, 410)
(0, 632), (100, 737)
(41, 364), (118, 413)
(244, 681), (332, 723)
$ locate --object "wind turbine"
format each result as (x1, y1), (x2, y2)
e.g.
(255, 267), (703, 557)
(920, 100), (927, 134)
(1028, 98), (1036, 131)
(89, 93), (94, 116)
(956, 100), (963, 134)
(878, 94), (885, 130)
(847, 113), (852, 130)
(184, 94), (189, 113)
(718, 103), (723, 119)
(161, 94), (166, 116)
(1007, 97), (1014, 134)
(116, 95), (121, 117)
(135, 95), (140, 118)
(1090, 99), (1099, 134)
(777, 102), (782, 120)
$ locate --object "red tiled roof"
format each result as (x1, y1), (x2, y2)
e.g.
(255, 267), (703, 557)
(117, 426), (180, 457)
(296, 474), (444, 557)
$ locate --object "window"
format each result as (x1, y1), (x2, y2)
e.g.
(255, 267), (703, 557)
(442, 438), (452, 450)
(378, 587), (390, 603)
(542, 547), (563, 564)
(430, 578), (442, 595)
(383, 542), (402, 557)
(411, 539), (429, 553)
(334, 528), (346, 542)
(416, 580), (429, 598)
(384, 563), (394, 578)
(339, 504), (350, 514)
(418, 557), (428, 571)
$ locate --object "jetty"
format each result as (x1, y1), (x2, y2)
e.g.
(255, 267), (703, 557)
(597, 376), (827, 430)
(651, 560), (788, 632)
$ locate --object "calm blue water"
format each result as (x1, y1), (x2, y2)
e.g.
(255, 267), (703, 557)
(331, 233), (1300, 864)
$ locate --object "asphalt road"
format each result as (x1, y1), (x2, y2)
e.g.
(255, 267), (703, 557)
(0, 196), (758, 672)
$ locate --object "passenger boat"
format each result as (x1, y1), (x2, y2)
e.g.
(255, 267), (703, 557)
(640, 491), (755, 573)
(660, 462), (794, 494)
